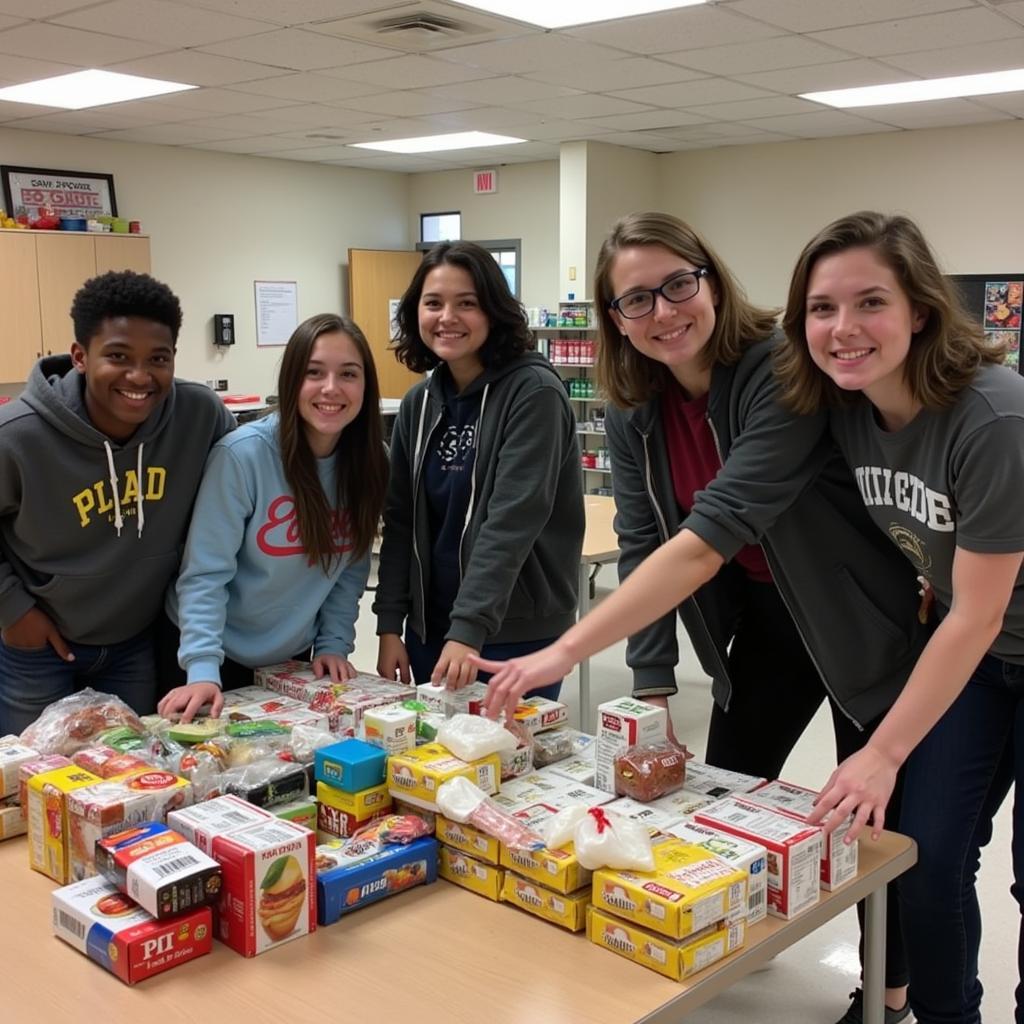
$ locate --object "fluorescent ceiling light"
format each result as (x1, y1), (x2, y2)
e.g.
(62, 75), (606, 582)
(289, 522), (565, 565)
(351, 131), (525, 153)
(0, 69), (196, 109)
(451, 0), (706, 29)
(802, 67), (1024, 108)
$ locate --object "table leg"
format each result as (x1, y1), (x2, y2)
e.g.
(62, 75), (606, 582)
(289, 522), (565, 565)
(862, 885), (887, 1024)
(577, 561), (591, 730)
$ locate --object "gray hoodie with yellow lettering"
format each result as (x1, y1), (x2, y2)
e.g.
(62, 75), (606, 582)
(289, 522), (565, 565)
(0, 355), (235, 644)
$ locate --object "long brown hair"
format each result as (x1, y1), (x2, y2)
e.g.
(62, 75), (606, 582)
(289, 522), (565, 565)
(777, 210), (1002, 414)
(277, 313), (387, 570)
(593, 212), (779, 408)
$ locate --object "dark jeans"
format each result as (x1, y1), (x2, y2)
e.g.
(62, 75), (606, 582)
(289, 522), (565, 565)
(898, 652), (1022, 1024)
(0, 626), (157, 735)
(705, 578), (908, 990)
(405, 629), (563, 704)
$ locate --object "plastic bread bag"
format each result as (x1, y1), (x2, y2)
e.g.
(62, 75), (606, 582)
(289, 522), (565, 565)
(435, 713), (518, 762)
(20, 688), (145, 756)
(285, 723), (336, 764)
(220, 756), (309, 808)
(614, 741), (693, 802)
(436, 776), (545, 851)
(573, 807), (655, 871)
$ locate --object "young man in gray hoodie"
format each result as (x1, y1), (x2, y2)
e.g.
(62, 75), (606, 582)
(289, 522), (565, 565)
(0, 270), (235, 733)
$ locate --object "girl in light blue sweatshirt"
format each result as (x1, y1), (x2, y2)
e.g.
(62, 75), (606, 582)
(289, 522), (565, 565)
(157, 314), (388, 723)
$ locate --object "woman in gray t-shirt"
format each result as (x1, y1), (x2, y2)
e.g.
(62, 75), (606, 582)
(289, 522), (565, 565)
(776, 210), (1024, 1024)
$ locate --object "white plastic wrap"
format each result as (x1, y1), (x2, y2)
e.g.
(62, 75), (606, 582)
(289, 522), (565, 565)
(436, 777), (544, 851)
(573, 807), (655, 871)
(540, 805), (589, 850)
(435, 714), (518, 761)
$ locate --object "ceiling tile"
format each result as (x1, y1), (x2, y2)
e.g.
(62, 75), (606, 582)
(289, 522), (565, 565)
(0, 21), (170, 65)
(0, 13), (22, 28)
(322, 53), (498, 88)
(430, 33), (622, 75)
(0, 0), (98, 15)
(0, 100), (64, 122)
(522, 56), (705, 92)
(190, 133), (337, 153)
(509, 93), (654, 119)
(726, 0), (973, 34)
(733, 58), (918, 94)
(738, 109), (900, 136)
(582, 108), (712, 131)
(165, 0), (406, 26)
(197, 27), (397, 70)
(339, 89), (485, 115)
(880, 36), (1024, 77)
(4, 109), (144, 132)
(973, 90), (1024, 115)
(0, 53), (81, 85)
(107, 48), (292, 86)
(142, 86), (301, 114)
(426, 105), (553, 130)
(423, 75), (582, 105)
(683, 95), (822, 121)
(586, 130), (684, 150)
(225, 72), (385, 102)
(91, 121), (250, 143)
(507, 118), (613, 140)
(659, 34), (852, 75)
(612, 78), (775, 107)
(247, 102), (382, 127)
(860, 97), (1015, 128)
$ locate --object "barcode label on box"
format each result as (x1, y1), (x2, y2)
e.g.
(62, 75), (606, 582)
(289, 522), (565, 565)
(152, 855), (200, 879)
(58, 909), (86, 940)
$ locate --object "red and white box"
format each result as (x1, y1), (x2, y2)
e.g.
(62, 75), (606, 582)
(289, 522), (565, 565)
(211, 818), (316, 956)
(747, 779), (858, 891)
(695, 796), (822, 920)
(594, 697), (666, 793)
(168, 794), (275, 854)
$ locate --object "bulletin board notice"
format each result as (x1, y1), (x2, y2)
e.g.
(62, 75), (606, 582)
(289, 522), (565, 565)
(254, 280), (298, 347)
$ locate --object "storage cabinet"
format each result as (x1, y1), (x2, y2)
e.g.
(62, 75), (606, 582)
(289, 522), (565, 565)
(0, 230), (151, 383)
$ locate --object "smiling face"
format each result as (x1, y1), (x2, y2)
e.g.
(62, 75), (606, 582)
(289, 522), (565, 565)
(297, 330), (365, 457)
(608, 244), (718, 395)
(418, 263), (490, 388)
(71, 316), (175, 441)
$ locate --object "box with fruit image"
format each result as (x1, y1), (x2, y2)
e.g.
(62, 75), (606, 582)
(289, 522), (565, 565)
(316, 835), (437, 925)
(211, 818), (316, 957)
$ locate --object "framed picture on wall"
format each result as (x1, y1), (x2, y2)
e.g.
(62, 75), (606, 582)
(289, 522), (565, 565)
(1, 164), (118, 221)
(950, 274), (1023, 373)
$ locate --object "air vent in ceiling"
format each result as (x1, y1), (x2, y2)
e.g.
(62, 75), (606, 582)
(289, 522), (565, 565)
(372, 12), (469, 39)
(305, 133), (348, 140)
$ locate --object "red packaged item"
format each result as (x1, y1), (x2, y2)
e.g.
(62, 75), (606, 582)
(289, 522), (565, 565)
(72, 746), (151, 779)
(614, 742), (691, 802)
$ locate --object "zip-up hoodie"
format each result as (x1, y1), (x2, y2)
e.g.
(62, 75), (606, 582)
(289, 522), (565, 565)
(605, 335), (932, 729)
(374, 352), (584, 650)
(0, 355), (235, 644)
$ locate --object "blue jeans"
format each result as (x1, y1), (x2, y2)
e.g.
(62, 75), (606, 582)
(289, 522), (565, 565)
(0, 629), (157, 735)
(898, 652), (1023, 1024)
(405, 630), (563, 704)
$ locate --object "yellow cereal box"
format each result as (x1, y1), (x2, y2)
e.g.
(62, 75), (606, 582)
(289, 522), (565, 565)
(500, 873), (590, 931)
(27, 766), (102, 883)
(317, 781), (391, 822)
(386, 743), (500, 811)
(587, 906), (746, 981)
(592, 836), (747, 940)
(438, 846), (504, 900)
(435, 815), (499, 865)
(499, 842), (590, 895)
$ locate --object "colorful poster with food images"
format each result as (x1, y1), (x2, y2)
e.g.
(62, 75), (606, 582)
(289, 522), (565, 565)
(984, 281), (1022, 371)
(986, 330), (1020, 371)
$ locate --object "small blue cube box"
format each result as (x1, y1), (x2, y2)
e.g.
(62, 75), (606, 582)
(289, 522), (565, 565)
(314, 738), (386, 793)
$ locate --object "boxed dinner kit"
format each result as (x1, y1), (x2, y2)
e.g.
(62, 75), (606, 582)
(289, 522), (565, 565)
(316, 780), (391, 840)
(595, 698), (667, 793)
(168, 794), (275, 854)
(386, 743), (500, 811)
(0, 741), (38, 798)
(27, 765), (103, 883)
(682, 761), (766, 799)
(500, 873), (590, 931)
(436, 814), (500, 865)
(500, 802), (590, 894)
(438, 845), (505, 900)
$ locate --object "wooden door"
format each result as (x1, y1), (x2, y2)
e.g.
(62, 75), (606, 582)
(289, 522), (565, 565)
(348, 248), (424, 400)
(0, 232), (43, 383)
(36, 233), (95, 357)
(94, 235), (151, 274)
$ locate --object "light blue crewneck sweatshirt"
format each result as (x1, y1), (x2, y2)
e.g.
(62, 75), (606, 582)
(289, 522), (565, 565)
(167, 414), (369, 685)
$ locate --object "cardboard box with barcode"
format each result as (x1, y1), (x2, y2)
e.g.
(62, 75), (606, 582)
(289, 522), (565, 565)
(746, 779), (858, 891)
(386, 743), (500, 811)
(545, 755), (596, 787)
(595, 698), (667, 793)
(52, 876), (212, 984)
(94, 821), (221, 920)
(223, 694), (307, 722)
(314, 738), (386, 793)
(363, 704), (417, 755)
(316, 780), (390, 840)
(17, 753), (71, 809)
(694, 796), (822, 920)
(682, 761), (766, 799)
(27, 765), (103, 883)
(588, 905), (746, 982)
(500, 873), (590, 931)
(435, 814), (500, 864)
(415, 680), (490, 715)
(438, 845), (505, 899)
(212, 817), (316, 956)
(0, 740), (38, 798)
(665, 820), (768, 925)
(648, 787), (717, 821)
(592, 835), (747, 940)
(168, 794), (275, 854)
(513, 695), (569, 735)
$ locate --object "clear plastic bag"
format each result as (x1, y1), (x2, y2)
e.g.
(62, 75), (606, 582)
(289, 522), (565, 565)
(614, 741), (692, 802)
(573, 807), (655, 871)
(435, 713), (518, 761)
(436, 777), (544, 851)
(20, 688), (145, 756)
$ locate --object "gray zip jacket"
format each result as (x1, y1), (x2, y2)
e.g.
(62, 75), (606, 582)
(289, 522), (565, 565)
(374, 353), (584, 650)
(605, 336), (931, 728)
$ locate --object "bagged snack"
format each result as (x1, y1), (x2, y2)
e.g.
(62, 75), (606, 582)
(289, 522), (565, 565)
(573, 806), (654, 871)
(436, 777), (544, 851)
(436, 714), (518, 762)
(614, 742), (691, 802)
(21, 689), (145, 756)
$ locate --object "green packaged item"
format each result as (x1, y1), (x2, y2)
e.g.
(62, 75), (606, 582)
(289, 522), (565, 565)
(167, 720), (224, 744)
(225, 721), (289, 739)
(97, 727), (147, 752)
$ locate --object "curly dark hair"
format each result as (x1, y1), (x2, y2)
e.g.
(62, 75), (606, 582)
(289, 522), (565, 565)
(70, 270), (183, 347)
(392, 241), (532, 373)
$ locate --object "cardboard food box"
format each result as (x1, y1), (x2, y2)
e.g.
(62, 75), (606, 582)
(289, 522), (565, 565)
(545, 755), (596, 787)
(603, 795), (689, 833)
(682, 761), (766, 799)
(386, 743), (500, 811)
(592, 836), (748, 940)
(438, 845), (505, 900)
(363, 705), (417, 755)
(314, 738), (387, 793)
(415, 681), (490, 715)
(499, 801), (591, 894)
(595, 698), (667, 793)
(71, 746), (152, 780)
(316, 781), (391, 840)
(665, 820), (769, 925)
(512, 696), (569, 735)
(0, 741), (38, 799)
(223, 761), (309, 809)
(167, 794), (276, 854)
(500, 873), (590, 931)
(647, 787), (717, 821)
(18, 754), (72, 809)
(587, 906), (746, 981)
(95, 822), (222, 920)
(52, 877), (212, 984)
(694, 797), (822, 920)
(27, 766), (103, 883)
(212, 818), (316, 957)
(316, 835), (437, 925)
(747, 780), (858, 891)
(435, 814), (500, 865)
(218, 685), (284, 708)
(273, 797), (318, 833)
(0, 796), (26, 840)
(67, 770), (193, 881)
(223, 695), (307, 722)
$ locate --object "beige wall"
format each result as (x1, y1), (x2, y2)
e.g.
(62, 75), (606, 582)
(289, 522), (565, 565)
(0, 126), (410, 395)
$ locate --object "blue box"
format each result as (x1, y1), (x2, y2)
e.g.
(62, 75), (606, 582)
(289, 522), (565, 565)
(314, 738), (386, 793)
(316, 836), (438, 925)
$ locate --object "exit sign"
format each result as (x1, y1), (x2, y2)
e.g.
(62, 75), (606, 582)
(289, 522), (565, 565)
(473, 169), (498, 194)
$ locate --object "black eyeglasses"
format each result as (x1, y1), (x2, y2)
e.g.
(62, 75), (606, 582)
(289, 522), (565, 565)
(609, 267), (709, 319)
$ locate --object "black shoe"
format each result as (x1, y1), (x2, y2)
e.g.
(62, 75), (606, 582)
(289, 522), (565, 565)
(834, 989), (912, 1024)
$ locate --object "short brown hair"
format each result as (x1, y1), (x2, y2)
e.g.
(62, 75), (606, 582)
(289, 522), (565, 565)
(593, 211), (778, 408)
(777, 210), (1001, 414)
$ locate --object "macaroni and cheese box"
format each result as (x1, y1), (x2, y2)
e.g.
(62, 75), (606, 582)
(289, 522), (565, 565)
(438, 845), (504, 900)
(747, 779), (858, 891)
(52, 877), (212, 985)
(316, 781), (391, 839)
(386, 743), (500, 810)
(592, 836), (747, 940)
(27, 766), (103, 883)
(167, 794), (275, 854)
(587, 906), (746, 981)
(435, 814), (500, 864)
(500, 873), (590, 931)
(595, 698), (667, 793)
(694, 797), (822, 920)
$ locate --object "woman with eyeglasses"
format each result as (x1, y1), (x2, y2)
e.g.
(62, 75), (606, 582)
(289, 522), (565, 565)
(476, 211), (931, 1024)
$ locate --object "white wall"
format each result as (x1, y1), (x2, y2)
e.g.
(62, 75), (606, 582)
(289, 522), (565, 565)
(656, 121), (1024, 311)
(0, 126), (410, 395)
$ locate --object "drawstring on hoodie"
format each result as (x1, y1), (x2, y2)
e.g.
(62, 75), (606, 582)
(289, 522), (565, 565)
(101, 440), (146, 538)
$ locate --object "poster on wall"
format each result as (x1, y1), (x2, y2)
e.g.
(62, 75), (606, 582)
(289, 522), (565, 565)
(950, 274), (1023, 372)
(254, 280), (298, 347)
(1, 164), (117, 220)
